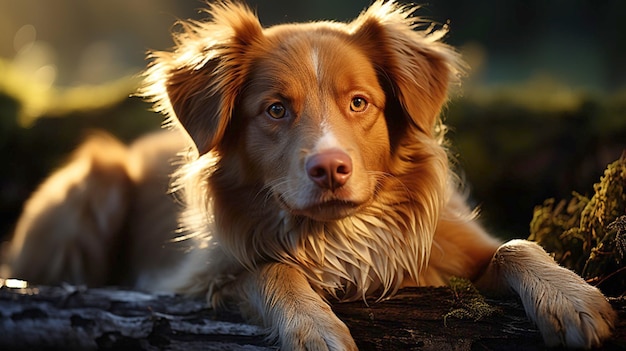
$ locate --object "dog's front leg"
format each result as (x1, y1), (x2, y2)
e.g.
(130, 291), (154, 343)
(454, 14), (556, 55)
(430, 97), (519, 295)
(477, 239), (616, 348)
(222, 263), (358, 351)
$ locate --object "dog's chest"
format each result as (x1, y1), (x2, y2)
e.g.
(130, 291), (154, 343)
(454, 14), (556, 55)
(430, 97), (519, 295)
(286, 209), (431, 301)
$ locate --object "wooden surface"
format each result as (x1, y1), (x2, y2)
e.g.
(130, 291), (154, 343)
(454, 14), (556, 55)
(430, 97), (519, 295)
(0, 285), (624, 350)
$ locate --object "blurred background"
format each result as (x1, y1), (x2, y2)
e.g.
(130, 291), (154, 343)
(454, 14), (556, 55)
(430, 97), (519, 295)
(0, 0), (625, 241)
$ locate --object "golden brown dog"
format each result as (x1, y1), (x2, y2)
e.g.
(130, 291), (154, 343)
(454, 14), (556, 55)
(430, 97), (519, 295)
(3, 1), (616, 349)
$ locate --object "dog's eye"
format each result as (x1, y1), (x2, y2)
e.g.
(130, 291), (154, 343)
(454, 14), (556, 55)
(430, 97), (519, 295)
(267, 103), (286, 119)
(350, 97), (368, 112)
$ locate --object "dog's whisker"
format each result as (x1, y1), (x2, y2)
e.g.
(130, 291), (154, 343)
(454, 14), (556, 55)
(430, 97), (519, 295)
(254, 177), (292, 206)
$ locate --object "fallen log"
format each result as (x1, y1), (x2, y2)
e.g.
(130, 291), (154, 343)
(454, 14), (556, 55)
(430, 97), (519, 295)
(0, 284), (624, 350)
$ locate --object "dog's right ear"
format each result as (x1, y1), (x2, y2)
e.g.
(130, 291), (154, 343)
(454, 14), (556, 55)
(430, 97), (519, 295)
(141, 2), (263, 155)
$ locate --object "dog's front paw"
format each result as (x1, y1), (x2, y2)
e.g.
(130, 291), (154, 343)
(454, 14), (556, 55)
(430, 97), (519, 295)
(276, 305), (358, 351)
(497, 240), (616, 348)
(530, 267), (616, 348)
(218, 264), (358, 350)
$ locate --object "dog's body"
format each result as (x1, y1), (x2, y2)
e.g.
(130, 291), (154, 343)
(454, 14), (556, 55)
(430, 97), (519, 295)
(2, 2), (616, 349)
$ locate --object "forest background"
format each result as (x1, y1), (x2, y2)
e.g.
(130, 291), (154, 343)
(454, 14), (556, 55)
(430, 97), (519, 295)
(0, 0), (624, 245)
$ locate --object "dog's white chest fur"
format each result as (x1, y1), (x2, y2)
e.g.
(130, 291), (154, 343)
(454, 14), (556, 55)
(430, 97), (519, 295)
(278, 203), (432, 301)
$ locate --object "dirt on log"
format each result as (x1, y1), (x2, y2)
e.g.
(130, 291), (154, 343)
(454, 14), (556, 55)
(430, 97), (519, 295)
(0, 285), (624, 350)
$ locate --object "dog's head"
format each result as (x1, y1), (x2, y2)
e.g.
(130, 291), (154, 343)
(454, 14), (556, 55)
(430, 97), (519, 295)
(143, 1), (463, 222)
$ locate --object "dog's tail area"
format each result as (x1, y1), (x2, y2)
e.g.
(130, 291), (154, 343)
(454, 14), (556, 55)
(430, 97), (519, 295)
(1, 132), (132, 286)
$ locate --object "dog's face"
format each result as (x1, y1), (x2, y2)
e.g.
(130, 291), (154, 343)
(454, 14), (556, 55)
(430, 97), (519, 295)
(236, 29), (390, 221)
(145, 1), (462, 222)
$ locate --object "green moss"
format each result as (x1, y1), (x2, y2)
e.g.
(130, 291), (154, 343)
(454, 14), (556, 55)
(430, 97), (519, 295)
(529, 155), (626, 294)
(443, 277), (501, 326)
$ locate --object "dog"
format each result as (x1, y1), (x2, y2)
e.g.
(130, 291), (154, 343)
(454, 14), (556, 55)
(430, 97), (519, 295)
(2, 1), (616, 349)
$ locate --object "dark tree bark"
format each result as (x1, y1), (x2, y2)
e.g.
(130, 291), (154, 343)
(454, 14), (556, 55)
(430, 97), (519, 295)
(0, 285), (624, 350)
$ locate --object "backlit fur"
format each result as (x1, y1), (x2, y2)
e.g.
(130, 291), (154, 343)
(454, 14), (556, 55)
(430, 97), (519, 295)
(143, 0), (462, 299)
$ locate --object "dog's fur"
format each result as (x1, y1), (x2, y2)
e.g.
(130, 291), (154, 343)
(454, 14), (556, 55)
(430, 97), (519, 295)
(2, 1), (616, 349)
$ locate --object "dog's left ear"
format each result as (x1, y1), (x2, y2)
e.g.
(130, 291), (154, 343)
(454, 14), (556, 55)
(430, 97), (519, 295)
(350, 1), (464, 137)
(141, 2), (264, 155)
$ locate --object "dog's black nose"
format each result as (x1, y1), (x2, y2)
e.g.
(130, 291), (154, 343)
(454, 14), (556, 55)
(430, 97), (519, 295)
(306, 150), (352, 190)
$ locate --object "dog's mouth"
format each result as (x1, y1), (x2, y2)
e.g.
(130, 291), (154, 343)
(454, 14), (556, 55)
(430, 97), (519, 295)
(277, 196), (362, 221)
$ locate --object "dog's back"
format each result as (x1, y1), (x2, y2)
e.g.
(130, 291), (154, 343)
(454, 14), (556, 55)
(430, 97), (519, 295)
(2, 130), (187, 288)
